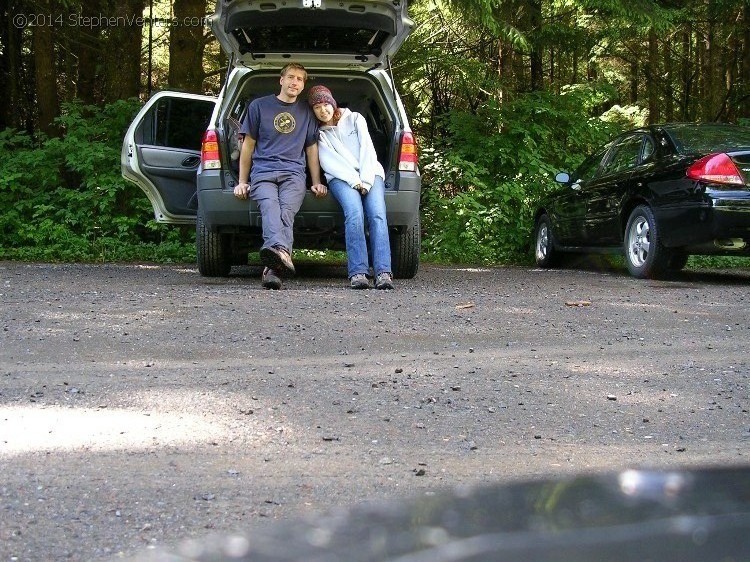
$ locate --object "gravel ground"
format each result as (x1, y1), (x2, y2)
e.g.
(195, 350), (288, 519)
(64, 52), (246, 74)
(1, 260), (749, 561)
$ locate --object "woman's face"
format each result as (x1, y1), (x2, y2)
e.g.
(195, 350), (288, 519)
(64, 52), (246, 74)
(313, 103), (335, 124)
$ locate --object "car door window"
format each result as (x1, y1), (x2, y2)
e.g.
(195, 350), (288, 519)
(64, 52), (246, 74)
(601, 135), (643, 175)
(641, 136), (655, 162)
(572, 150), (606, 185)
(139, 97), (214, 151)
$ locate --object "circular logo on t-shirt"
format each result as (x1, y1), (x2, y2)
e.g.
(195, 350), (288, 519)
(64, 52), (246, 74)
(274, 112), (296, 134)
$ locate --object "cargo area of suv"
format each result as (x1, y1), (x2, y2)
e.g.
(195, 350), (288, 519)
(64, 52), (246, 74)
(122, 0), (421, 279)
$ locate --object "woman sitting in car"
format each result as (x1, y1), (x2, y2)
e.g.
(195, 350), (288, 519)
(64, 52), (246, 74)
(308, 84), (394, 290)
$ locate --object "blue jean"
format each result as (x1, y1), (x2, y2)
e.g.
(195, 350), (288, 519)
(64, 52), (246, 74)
(250, 172), (307, 252)
(328, 176), (391, 278)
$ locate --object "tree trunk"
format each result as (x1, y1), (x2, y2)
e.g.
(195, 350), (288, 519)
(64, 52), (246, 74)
(549, 46), (555, 87)
(528, 0), (543, 91)
(0, 1), (11, 129)
(663, 36), (674, 122)
(681, 23), (693, 120)
(102, 0), (146, 102)
(169, 0), (208, 92)
(33, 0), (61, 137)
(75, 0), (104, 105)
(647, 27), (660, 124)
(630, 59), (638, 105)
(496, 1), (517, 103)
(702, 1), (716, 121)
(742, 2), (750, 118)
(724, 11), (739, 122)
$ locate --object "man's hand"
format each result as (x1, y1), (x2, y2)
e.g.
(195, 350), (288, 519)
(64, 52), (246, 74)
(234, 182), (250, 199)
(311, 183), (328, 198)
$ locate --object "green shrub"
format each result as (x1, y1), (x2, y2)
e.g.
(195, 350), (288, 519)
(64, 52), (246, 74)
(0, 100), (195, 262)
(420, 85), (622, 264)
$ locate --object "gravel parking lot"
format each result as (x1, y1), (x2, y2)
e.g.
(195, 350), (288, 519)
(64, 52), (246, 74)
(1, 260), (748, 561)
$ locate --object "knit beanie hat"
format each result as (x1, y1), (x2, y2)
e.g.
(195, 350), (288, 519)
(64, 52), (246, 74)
(308, 85), (337, 109)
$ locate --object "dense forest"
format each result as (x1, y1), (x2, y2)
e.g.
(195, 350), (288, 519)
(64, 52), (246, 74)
(1, 0), (749, 263)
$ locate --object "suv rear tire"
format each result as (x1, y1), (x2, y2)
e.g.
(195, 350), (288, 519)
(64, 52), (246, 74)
(391, 216), (420, 279)
(197, 209), (232, 277)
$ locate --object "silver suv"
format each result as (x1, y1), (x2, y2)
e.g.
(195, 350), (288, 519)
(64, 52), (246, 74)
(121, 0), (421, 278)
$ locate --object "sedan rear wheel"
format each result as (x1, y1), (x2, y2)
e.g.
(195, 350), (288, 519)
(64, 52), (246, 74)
(624, 205), (669, 279)
(534, 214), (558, 268)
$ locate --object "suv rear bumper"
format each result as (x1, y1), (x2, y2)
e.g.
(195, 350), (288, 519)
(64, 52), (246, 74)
(197, 171), (420, 230)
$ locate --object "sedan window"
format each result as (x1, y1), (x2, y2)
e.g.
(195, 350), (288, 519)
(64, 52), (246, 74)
(665, 124), (750, 154)
(571, 150), (606, 184)
(642, 136), (655, 161)
(601, 135), (644, 175)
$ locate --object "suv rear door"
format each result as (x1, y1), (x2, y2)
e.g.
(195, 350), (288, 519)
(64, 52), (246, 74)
(121, 92), (216, 224)
(210, 0), (413, 70)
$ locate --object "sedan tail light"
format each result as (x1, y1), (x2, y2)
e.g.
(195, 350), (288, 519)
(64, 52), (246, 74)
(398, 131), (418, 172)
(201, 130), (221, 170)
(686, 153), (744, 185)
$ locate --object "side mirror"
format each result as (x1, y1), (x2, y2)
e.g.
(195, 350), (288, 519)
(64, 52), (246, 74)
(555, 172), (570, 184)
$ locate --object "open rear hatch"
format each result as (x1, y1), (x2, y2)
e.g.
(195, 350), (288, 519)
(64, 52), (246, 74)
(210, 0), (413, 70)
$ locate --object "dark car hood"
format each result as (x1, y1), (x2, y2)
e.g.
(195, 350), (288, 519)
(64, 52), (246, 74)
(132, 465), (750, 561)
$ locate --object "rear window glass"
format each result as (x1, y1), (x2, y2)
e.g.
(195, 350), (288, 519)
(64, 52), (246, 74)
(665, 125), (750, 154)
(233, 27), (390, 56)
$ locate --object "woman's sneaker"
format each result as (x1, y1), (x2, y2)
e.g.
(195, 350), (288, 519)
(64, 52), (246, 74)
(350, 274), (370, 290)
(375, 272), (394, 290)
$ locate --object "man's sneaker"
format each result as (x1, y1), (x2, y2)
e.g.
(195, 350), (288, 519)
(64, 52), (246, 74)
(350, 274), (370, 290)
(262, 267), (282, 290)
(375, 272), (394, 290)
(260, 246), (295, 275)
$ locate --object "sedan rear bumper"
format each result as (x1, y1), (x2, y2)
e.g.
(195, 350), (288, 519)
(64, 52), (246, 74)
(657, 193), (750, 253)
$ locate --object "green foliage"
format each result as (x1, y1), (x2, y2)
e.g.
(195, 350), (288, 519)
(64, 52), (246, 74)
(687, 255), (750, 270)
(420, 85), (624, 264)
(0, 100), (195, 263)
(438, 0), (527, 47)
(572, 0), (684, 30)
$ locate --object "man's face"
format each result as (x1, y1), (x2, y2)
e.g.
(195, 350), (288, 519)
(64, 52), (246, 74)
(279, 69), (306, 100)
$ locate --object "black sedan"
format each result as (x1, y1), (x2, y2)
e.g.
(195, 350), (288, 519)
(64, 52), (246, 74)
(533, 123), (750, 278)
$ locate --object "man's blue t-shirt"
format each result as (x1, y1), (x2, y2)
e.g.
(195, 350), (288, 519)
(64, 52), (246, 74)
(240, 95), (319, 181)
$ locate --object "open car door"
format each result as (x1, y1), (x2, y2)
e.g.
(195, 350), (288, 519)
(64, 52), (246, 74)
(121, 92), (217, 224)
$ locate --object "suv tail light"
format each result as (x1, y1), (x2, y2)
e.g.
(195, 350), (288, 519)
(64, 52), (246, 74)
(201, 130), (221, 170)
(398, 131), (417, 172)
(686, 153), (744, 185)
